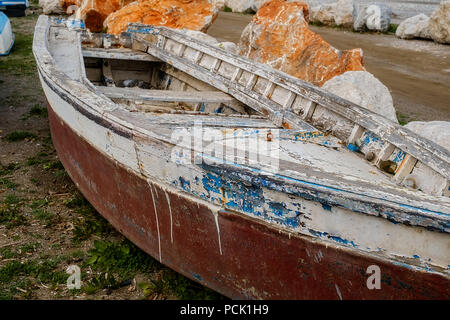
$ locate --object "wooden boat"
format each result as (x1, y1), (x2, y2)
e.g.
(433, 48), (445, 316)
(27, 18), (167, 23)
(0, 11), (14, 55)
(0, 0), (28, 17)
(33, 16), (450, 299)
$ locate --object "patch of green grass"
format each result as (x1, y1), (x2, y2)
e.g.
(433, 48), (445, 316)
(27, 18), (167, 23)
(26, 152), (48, 166)
(22, 105), (48, 120)
(86, 240), (159, 275)
(64, 195), (113, 242)
(32, 208), (55, 226)
(309, 20), (325, 27)
(387, 24), (398, 34)
(0, 247), (18, 260)
(81, 240), (159, 294)
(139, 270), (224, 300)
(223, 5), (232, 12)
(0, 258), (67, 287)
(42, 135), (53, 147)
(397, 111), (412, 125)
(4, 131), (37, 142)
(43, 160), (64, 171)
(0, 178), (19, 189)
(0, 195), (27, 228)
(0, 163), (20, 177)
(19, 242), (41, 254)
(82, 272), (120, 294)
(30, 198), (49, 209)
(0, 33), (35, 76)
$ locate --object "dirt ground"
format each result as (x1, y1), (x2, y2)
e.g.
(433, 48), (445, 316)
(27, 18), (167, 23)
(0, 6), (223, 300)
(1, 7), (449, 301)
(208, 12), (450, 123)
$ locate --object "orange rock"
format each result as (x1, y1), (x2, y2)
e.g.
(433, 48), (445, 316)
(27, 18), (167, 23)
(75, 0), (135, 33)
(104, 0), (218, 35)
(238, 0), (364, 87)
(60, 0), (82, 13)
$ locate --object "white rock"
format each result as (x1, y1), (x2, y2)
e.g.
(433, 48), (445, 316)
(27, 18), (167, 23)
(217, 41), (238, 53)
(405, 121), (450, 150)
(334, 0), (356, 26)
(225, 0), (255, 13)
(322, 71), (398, 123)
(396, 14), (431, 40)
(310, 0), (355, 27)
(354, 4), (392, 32)
(213, 0), (226, 10)
(311, 4), (335, 25)
(251, 0), (272, 12)
(39, 0), (64, 15)
(429, 0), (450, 44)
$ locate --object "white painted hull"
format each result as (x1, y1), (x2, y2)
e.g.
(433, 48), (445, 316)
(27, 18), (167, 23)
(33, 16), (450, 298)
(0, 12), (14, 55)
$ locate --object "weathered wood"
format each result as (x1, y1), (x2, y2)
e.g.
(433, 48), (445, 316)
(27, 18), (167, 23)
(129, 25), (450, 183)
(97, 86), (239, 104)
(348, 125), (365, 145)
(82, 47), (160, 62)
(394, 155), (418, 183)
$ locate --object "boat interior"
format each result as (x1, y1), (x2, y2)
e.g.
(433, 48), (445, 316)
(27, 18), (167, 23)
(38, 18), (450, 215)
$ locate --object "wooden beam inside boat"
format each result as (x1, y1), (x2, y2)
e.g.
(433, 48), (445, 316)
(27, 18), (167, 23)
(82, 47), (160, 62)
(97, 86), (238, 104)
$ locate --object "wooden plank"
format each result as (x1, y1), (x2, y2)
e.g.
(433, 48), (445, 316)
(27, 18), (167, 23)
(97, 86), (238, 104)
(394, 155), (418, 183)
(283, 91), (296, 110)
(210, 58), (222, 73)
(375, 143), (396, 166)
(348, 125), (365, 145)
(82, 47), (160, 62)
(231, 68), (243, 82)
(302, 101), (317, 121)
(264, 82), (276, 98)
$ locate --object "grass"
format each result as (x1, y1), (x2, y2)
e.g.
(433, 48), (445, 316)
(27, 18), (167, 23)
(4, 131), (37, 142)
(0, 178), (19, 189)
(0, 257), (68, 299)
(0, 195), (27, 228)
(22, 105), (48, 120)
(223, 6), (232, 12)
(0, 163), (20, 176)
(397, 111), (413, 125)
(64, 195), (113, 242)
(43, 160), (64, 171)
(0, 33), (35, 76)
(387, 24), (399, 34)
(26, 152), (48, 166)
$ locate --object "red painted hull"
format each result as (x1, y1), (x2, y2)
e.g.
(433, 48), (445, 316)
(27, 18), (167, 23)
(48, 105), (450, 300)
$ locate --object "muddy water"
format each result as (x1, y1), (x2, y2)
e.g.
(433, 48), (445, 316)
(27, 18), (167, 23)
(208, 12), (450, 122)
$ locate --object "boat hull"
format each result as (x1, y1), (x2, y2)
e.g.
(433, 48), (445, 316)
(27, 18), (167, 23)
(46, 100), (449, 300)
(0, 11), (14, 55)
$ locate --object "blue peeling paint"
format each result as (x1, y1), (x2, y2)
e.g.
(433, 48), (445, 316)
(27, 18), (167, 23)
(268, 202), (290, 217)
(392, 149), (407, 164)
(321, 203), (332, 211)
(192, 273), (202, 281)
(307, 229), (357, 247)
(347, 143), (359, 152)
(179, 176), (191, 192)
